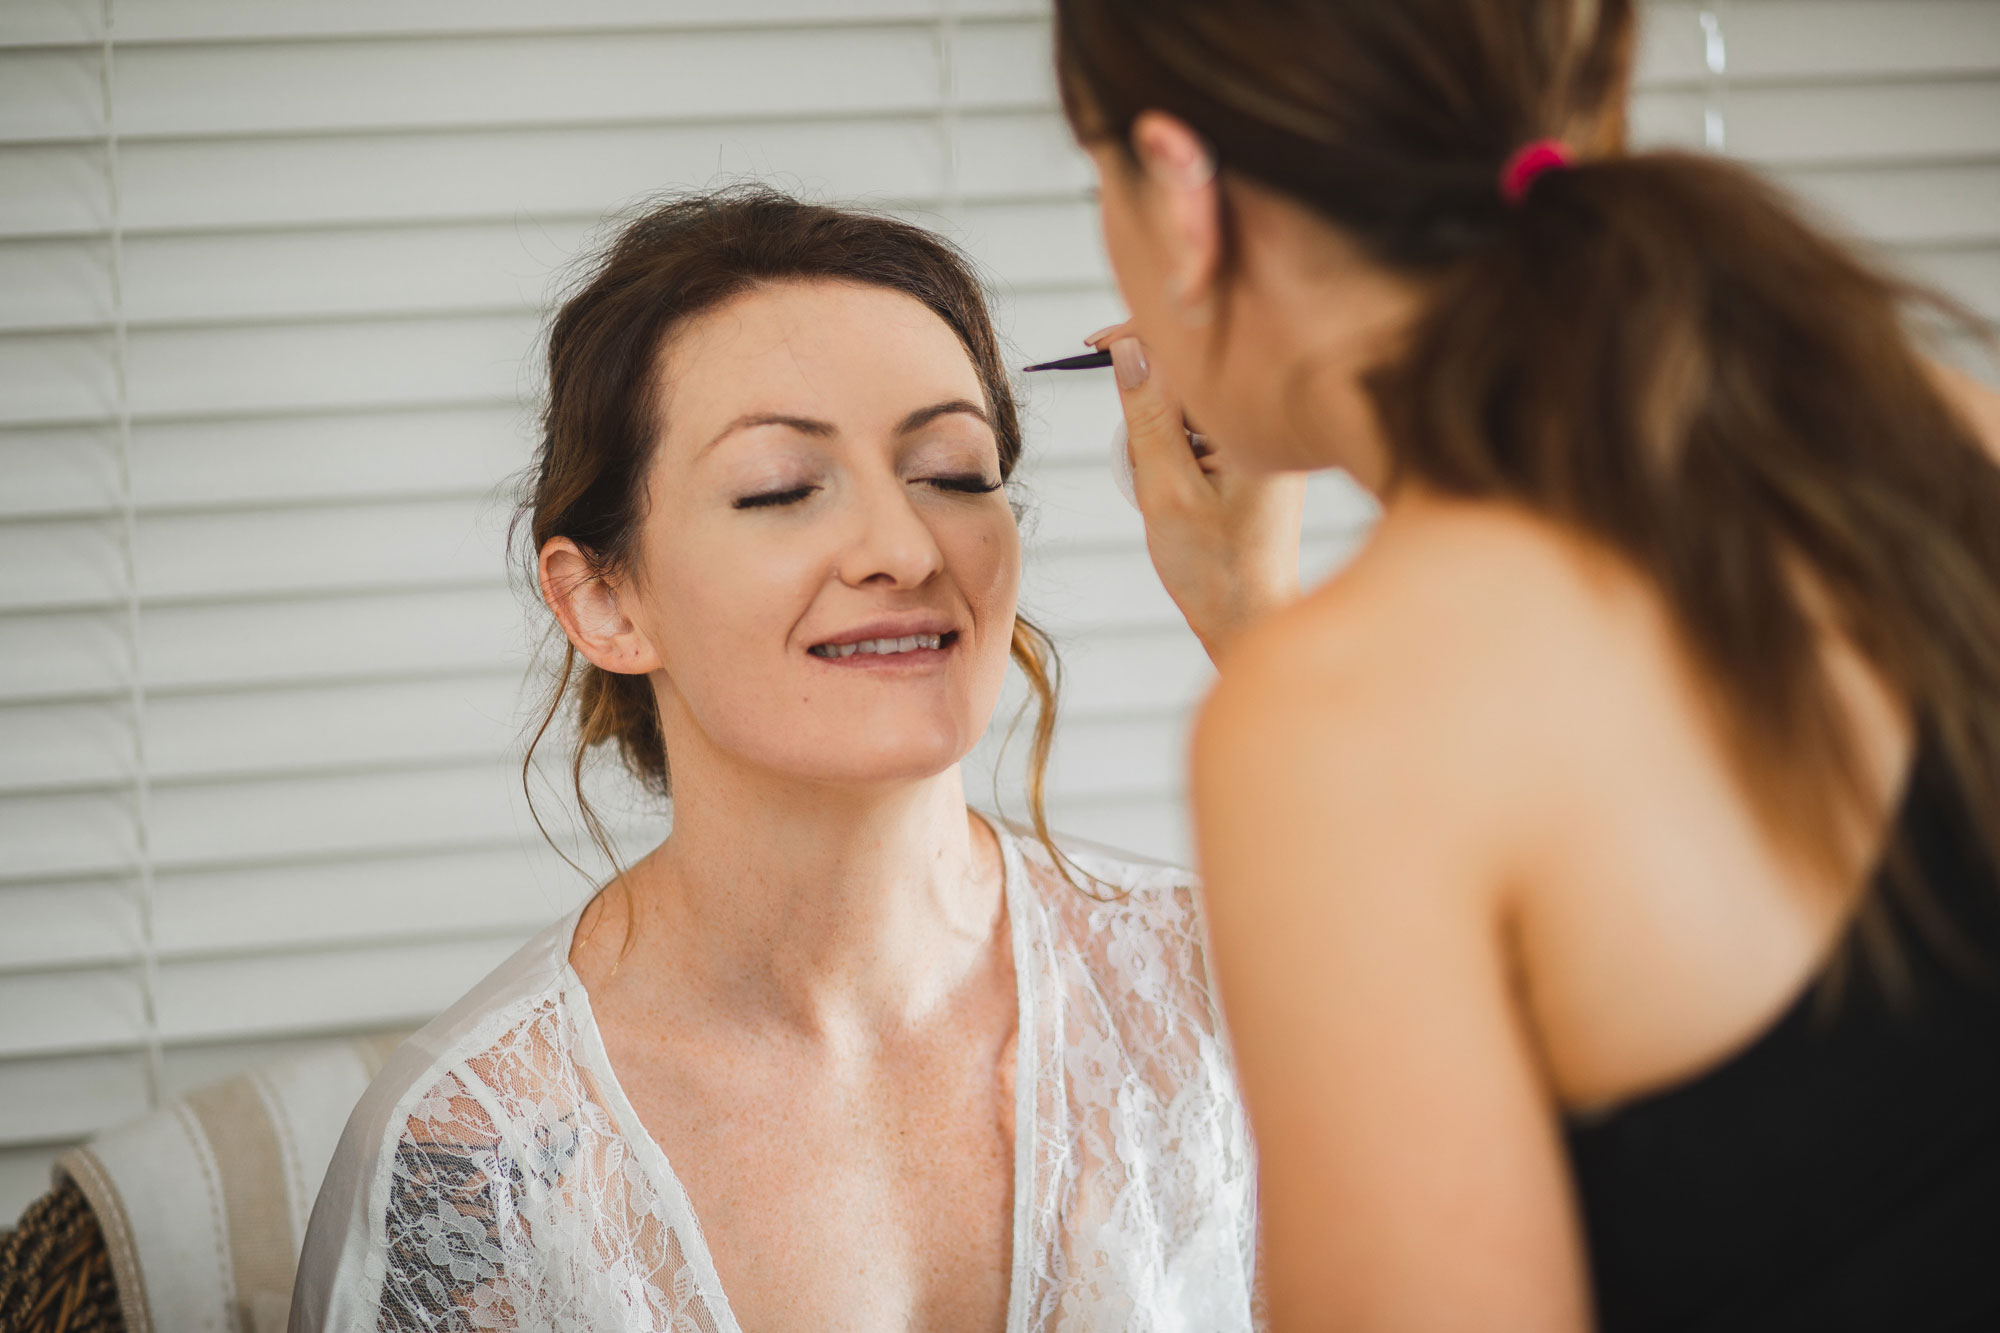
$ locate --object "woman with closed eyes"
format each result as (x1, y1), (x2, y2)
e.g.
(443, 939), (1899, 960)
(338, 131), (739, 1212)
(286, 189), (1259, 1333)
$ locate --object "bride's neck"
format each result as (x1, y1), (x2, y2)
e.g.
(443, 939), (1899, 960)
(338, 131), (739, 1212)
(600, 756), (1006, 1037)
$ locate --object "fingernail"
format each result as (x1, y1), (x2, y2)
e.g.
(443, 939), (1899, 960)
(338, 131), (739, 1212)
(1084, 324), (1122, 346)
(1111, 337), (1150, 390)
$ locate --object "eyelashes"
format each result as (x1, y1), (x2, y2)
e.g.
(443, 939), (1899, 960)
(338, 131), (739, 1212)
(927, 474), (1002, 495)
(732, 475), (1001, 510)
(733, 485), (817, 510)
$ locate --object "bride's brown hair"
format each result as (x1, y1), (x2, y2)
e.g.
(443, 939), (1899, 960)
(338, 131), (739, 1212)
(521, 188), (1071, 881)
(1057, 0), (2000, 947)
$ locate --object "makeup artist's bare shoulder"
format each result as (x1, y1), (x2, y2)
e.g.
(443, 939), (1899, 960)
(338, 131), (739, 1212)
(1209, 495), (1664, 818)
(1929, 362), (2000, 467)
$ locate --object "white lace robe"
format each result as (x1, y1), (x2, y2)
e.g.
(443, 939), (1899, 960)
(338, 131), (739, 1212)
(289, 819), (1257, 1331)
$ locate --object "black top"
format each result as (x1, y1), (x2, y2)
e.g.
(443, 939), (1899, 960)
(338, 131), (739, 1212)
(1565, 735), (2000, 1332)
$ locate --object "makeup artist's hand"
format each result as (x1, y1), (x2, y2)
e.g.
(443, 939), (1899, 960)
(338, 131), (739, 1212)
(1089, 324), (1306, 664)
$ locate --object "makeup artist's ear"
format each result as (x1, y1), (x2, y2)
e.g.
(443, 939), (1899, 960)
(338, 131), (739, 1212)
(538, 537), (662, 675)
(1129, 111), (1222, 319)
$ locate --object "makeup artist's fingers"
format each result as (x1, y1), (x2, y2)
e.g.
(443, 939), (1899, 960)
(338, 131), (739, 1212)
(1086, 320), (1135, 348)
(1108, 337), (1207, 506)
(1107, 334), (1305, 663)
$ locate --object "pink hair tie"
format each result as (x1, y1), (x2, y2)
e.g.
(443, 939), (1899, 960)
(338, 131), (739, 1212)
(1499, 139), (1572, 204)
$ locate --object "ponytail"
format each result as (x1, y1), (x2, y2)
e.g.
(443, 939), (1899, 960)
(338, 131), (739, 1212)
(1377, 150), (2000, 899)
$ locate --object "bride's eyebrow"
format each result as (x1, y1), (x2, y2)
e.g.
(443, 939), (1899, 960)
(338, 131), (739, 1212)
(698, 412), (835, 458)
(897, 399), (988, 434)
(698, 399), (988, 458)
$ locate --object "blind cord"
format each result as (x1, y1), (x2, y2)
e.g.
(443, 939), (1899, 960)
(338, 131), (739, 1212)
(98, 0), (167, 1113)
(1700, 4), (1730, 151)
(937, 0), (962, 212)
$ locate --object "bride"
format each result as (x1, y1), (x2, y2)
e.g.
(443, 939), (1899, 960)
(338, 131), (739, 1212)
(289, 188), (1258, 1332)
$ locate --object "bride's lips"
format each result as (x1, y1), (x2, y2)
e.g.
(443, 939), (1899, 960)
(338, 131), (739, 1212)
(806, 617), (961, 668)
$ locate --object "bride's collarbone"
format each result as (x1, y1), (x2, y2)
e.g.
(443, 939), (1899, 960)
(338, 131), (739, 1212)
(597, 999), (1020, 1331)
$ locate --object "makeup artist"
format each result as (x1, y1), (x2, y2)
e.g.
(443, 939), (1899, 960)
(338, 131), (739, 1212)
(1054, 0), (2000, 1328)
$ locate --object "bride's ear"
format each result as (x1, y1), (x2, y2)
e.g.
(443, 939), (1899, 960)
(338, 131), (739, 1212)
(538, 536), (662, 675)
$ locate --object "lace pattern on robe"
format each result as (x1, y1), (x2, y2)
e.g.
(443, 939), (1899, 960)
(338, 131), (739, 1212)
(292, 820), (1256, 1333)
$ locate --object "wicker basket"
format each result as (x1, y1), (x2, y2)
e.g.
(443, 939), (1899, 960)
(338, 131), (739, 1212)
(0, 1178), (124, 1333)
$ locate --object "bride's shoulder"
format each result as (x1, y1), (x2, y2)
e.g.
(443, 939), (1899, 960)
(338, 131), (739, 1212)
(294, 914), (604, 1305)
(996, 819), (1218, 985)
(1002, 818), (1196, 906)
(343, 914), (594, 1158)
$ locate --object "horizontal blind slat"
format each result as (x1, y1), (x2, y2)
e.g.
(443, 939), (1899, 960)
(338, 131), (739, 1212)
(0, 609), (130, 702)
(150, 844), (586, 960)
(1782, 160), (2000, 246)
(0, 1050), (149, 1143)
(1901, 246), (2000, 319)
(143, 761), (535, 871)
(0, 586), (525, 706)
(0, 699), (136, 792)
(0, 425), (122, 518)
(142, 672), (527, 783)
(1631, 78), (2000, 166)
(0, 516), (126, 611)
(1640, 1), (2000, 85)
(2, 407), (528, 521)
(125, 313), (540, 421)
(0, 882), (140, 972)
(0, 141), (110, 235)
(0, 936), (530, 1058)
(154, 935), (525, 1045)
(0, 330), (117, 424)
(0, 790), (137, 880)
(134, 495), (511, 603)
(0, 118), (950, 239)
(97, 0), (1042, 46)
(0, 0), (100, 47)
(139, 585), (532, 692)
(0, 966), (147, 1058)
(100, 26), (952, 142)
(0, 47), (103, 142)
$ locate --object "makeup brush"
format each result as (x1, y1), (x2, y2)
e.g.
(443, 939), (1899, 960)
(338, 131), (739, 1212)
(1020, 346), (1209, 508)
(1021, 350), (1114, 372)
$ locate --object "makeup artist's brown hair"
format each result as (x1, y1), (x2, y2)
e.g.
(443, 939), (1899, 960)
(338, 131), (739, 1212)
(1057, 0), (2000, 945)
(521, 187), (1077, 886)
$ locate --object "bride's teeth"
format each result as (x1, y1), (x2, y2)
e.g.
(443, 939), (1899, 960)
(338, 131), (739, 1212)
(815, 633), (946, 657)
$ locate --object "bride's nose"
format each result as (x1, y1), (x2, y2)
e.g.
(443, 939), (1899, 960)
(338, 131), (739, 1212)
(833, 473), (947, 590)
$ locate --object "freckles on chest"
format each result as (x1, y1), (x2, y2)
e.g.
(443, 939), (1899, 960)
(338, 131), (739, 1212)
(658, 1050), (1020, 1330)
(650, 1028), (1023, 1218)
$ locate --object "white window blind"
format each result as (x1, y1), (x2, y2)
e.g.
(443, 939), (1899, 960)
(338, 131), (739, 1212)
(0, 0), (1995, 1221)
